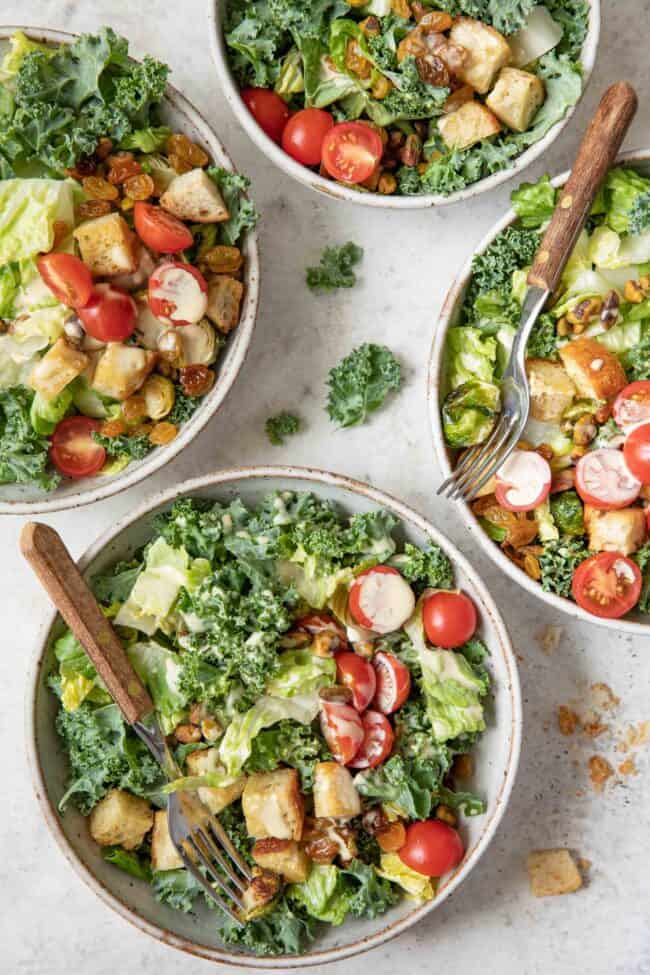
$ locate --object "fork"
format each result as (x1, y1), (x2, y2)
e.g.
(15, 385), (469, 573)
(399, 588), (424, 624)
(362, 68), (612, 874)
(21, 521), (252, 925)
(438, 81), (638, 503)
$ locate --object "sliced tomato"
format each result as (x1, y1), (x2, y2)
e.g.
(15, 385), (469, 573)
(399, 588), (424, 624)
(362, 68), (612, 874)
(349, 566), (415, 635)
(495, 449), (551, 512)
(624, 423), (650, 484)
(335, 652), (377, 712)
(321, 122), (383, 184)
(294, 612), (348, 649)
(50, 417), (106, 479)
(399, 820), (464, 877)
(37, 253), (93, 309)
(373, 652), (411, 715)
(242, 87), (290, 143)
(281, 108), (334, 166)
(78, 283), (137, 342)
(148, 261), (208, 326)
(422, 590), (477, 649)
(348, 710), (394, 769)
(572, 551), (642, 619)
(613, 381), (650, 432)
(575, 448), (641, 510)
(320, 700), (364, 764)
(134, 202), (193, 253)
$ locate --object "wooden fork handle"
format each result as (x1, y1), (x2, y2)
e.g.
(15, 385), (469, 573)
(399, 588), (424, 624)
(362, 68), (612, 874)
(21, 522), (153, 725)
(528, 82), (638, 293)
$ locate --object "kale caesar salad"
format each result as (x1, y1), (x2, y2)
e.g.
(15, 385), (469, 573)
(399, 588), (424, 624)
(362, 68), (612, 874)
(51, 491), (492, 955)
(440, 167), (650, 622)
(224, 0), (589, 197)
(0, 29), (257, 493)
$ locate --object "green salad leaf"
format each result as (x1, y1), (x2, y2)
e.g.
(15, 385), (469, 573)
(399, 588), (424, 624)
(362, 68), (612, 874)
(266, 411), (300, 445)
(0, 386), (60, 490)
(306, 242), (363, 293)
(539, 536), (588, 597)
(326, 342), (402, 427)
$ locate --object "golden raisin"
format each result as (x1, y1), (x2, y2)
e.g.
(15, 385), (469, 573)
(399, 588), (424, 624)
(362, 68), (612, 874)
(149, 421), (178, 446)
(82, 176), (119, 201)
(167, 133), (209, 167)
(107, 154), (143, 185)
(174, 723), (201, 744)
(453, 754), (474, 779)
(202, 245), (243, 275)
(64, 156), (97, 180)
(179, 364), (215, 397)
(121, 395), (148, 424)
(95, 137), (114, 160)
(435, 805), (457, 827)
(123, 173), (155, 201)
(377, 822), (406, 852)
(99, 419), (127, 438)
(168, 152), (193, 175)
(78, 199), (112, 220)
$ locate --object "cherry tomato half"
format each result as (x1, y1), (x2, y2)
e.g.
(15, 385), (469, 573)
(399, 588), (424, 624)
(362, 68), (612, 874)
(349, 566), (415, 634)
(282, 108), (334, 166)
(50, 416), (106, 479)
(422, 590), (477, 649)
(148, 261), (208, 326)
(37, 253), (93, 309)
(335, 652), (377, 712)
(372, 651), (411, 715)
(624, 423), (650, 484)
(319, 700), (364, 765)
(78, 283), (137, 342)
(134, 202), (193, 253)
(348, 710), (394, 769)
(321, 122), (383, 184)
(399, 820), (464, 877)
(613, 381), (650, 432)
(242, 87), (290, 144)
(575, 448), (641, 510)
(572, 551), (642, 619)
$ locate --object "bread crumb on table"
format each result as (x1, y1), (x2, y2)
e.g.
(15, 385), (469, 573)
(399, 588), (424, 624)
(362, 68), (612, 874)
(526, 849), (583, 897)
(558, 705), (580, 736)
(588, 755), (615, 791)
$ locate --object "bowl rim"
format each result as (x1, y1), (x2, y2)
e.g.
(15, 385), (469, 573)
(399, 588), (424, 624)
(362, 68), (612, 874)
(26, 464), (522, 968)
(0, 25), (260, 515)
(207, 0), (600, 210)
(428, 147), (650, 635)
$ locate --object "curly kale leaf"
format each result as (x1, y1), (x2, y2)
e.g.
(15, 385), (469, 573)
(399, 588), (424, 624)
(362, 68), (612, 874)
(152, 869), (203, 913)
(306, 242), (363, 293)
(539, 536), (589, 598)
(355, 753), (451, 820)
(629, 192), (650, 235)
(266, 412), (300, 445)
(393, 541), (454, 591)
(0, 386), (60, 490)
(634, 541), (650, 614)
(470, 227), (541, 298)
(379, 57), (449, 122)
(245, 719), (331, 790)
(623, 339), (650, 382)
(92, 559), (142, 604)
(92, 431), (152, 461)
(154, 497), (225, 562)
(419, 141), (520, 197)
(327, 342), (402, 427)
(207, 168), (259, 246)
(218, 896), (317, 956)
(166, 386), (202, 425)
(545, 0), (590, 60)
(527, 312), (559, 360)
(103, 847), (152, 882)
(341, 859), (400, 919)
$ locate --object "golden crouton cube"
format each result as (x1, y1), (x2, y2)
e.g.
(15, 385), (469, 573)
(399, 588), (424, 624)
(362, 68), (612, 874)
(438, 101), (501, 151)
(252, 838), (311, 883)
(241, 869), (281, 920)
(91, 343), (156, 401)
(150, 810), (183, 872)
(242, 769), (305, 841)
(29, 337), (89, 400)
(185, 747), (246, 815)
(161, 169), (229, 224)
(584, 506), (647, 556)
(449, 17), (512, 94)
(88, 789), (153, 851)
(526, 849), (583, 897)
(486, 67), (545, 132)
(73, 212), (138, 277)
(559, 338), (628, 402)
(526, 358), (576, 422)
(206, 275), (244, 334)
(313, 762), (361, 820)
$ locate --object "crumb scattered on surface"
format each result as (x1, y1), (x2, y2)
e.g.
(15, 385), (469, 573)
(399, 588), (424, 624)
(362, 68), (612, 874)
(623, 721), (650, 749)
(526, 849), (583, 897)
(577, 857), (592, 874)
(537, 625), (564, 655)
(558, 706), (580, 736)
(588, 755), (615, 791)
(583, 719), (608, 738)
(618, 757), (638, 777)
(590, 683), (620, 711)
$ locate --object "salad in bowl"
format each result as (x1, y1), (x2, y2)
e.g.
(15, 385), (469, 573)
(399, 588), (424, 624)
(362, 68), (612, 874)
(434, 161), (650, 625)
(0, 28), (258, 511)
(30, 469), (520, 964)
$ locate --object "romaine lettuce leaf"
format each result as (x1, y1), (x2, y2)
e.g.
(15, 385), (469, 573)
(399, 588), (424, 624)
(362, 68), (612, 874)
(127, 640), (187, 734)
(289, 865), (350, 925)
(0, 178), (75, 264)
(114, 538), (194, 635)
(376, 852), (434, 902)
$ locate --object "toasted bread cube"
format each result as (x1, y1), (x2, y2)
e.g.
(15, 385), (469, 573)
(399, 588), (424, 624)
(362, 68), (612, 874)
(185, 748), (246, 814)
(438, 101), (501, 150)
(526, 358), (576, 422)
(161, 169), (229, 224)
(29, 336), (89, 400)
(91, 342), (156, 401)
(151, 810), (183, 871)
(584, 505), (647, 556)
(242, 769), (305, 841)
(449, 17), (511, 94)
(241, 869), (281, 919)
(206, 275), (244, 334)
(559, 338), (628, 402)
(252, 838), (311, 883)
(527, 849), (583, 897)
(486, 67), (545, 132)
(88, 789), (153, 851)
(73, 212), (138, 277)
(313, 762), (361, 820)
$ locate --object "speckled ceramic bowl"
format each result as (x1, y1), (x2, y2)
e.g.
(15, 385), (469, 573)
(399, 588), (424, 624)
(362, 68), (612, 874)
(27, 466), (521, 968)
(208, 0), (599, 209)
(0, 26), (260, 515)
(429, 148), (650, 635)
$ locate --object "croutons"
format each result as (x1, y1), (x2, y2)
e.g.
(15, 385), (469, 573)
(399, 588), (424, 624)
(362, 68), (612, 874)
(252, 838), (311, 883)
(151, 810), (183, 871)
(449, 17), (512, 94)
(438, 100), (501, 150)
(91, 342), (156, 401)
(73, 212), (138, 277)
(206, 276), (244, 334)
(241, 869), (281, 919)
(29, 336), (89, 400)
(161, 169), (229, 224)
(486, 67), (545, 132)
(313, 763), (361, 820)
(242, 769), (305, 841)
(526, 849), (583, 897)
(526, 358), (576, 422)
(185, 748), (246, 815)
(559, 338), (628, 402)
(584, 505), (647, 556)
(88, 789), (153, 851)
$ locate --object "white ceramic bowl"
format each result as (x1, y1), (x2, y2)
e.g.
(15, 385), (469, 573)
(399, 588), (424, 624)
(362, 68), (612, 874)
(429, 149), (650, 635)
(208, 0), (600, 209)
(27, 466), (521, 968)
(0, 26), (260, 515)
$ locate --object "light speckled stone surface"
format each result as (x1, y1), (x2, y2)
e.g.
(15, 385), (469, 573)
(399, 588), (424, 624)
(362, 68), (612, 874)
(3, 1), (650, 972)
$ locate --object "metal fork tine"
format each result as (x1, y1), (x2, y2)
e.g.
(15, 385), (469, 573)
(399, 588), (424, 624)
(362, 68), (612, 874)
(177, 842), (244, 923)
(186, 832), (247, 912)
(465, 425), (522, 502)
(437, 444), (482, 497)
(445, 422), (506, 499)
(206, 816), (253, 884)
(196, 824), (250, 894)
(452, 418), (515, 502)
